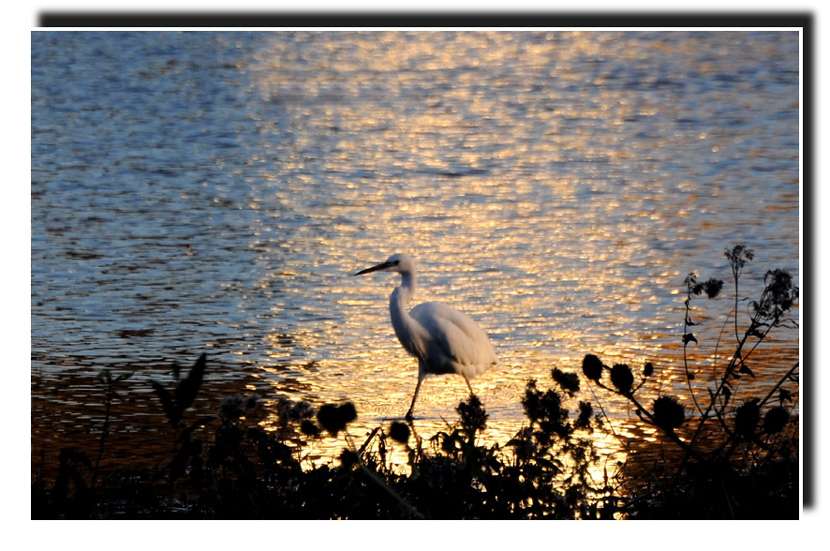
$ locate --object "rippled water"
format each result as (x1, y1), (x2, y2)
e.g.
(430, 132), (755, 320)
(32, 31), (800, 470)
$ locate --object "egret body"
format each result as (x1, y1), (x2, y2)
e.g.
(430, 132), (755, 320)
(355, 254), (497, 420)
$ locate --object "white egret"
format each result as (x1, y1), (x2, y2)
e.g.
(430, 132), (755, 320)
(355, 253), (497, 420)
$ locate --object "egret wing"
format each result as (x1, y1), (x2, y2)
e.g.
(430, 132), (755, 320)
(410, 302), (497, 377)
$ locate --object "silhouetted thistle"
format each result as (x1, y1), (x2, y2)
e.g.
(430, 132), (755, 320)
(735, 399), (761, 436)
(652, 396), (685, 430)
(689, 277), (724, 299)
(317, 402), (358, 436)
(552, 368), (580, 395)
(300, 419), (320, 437)
(389, 421), (411, 444)
(582, 354), (603, 381)
(610, 364), (634, 394)
(315, 404), (337, 434)
(220, 394), (259, 421)
(763, 406), (790, 434)
(287, 400), (315, 421)
(339, 402), (357, 422)
(219, 395), (245, 421)
(457, 394), (488, 435)
(643, 362), (654, 377)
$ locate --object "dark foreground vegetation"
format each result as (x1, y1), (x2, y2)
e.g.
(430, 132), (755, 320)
(32, 246), (799, 519)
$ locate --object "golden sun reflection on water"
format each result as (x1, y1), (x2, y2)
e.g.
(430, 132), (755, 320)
(31, 31), (799, 489)
(244, 31), (798, 468)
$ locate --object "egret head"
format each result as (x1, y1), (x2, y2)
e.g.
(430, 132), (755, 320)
(355, 253), (415, 276)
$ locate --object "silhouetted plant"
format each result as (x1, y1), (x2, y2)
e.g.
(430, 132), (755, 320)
(483, 371), (614, 519)
(583, 244), (798, 519)
(316, 402), (358, 437)
(91, 369), (133, 491)
(552, 367), (580, 396)
(147, 354), (219, 488)
(456, 394), (489, 442)
(610, 364), (634, 395)
(582, 354), (603, 381)
(54, 448), (96, 518)
(652, 396), (685, 431)
(28, 363), (623, 518)
(150, 353), (208, 429)
(763, 407), (790, 435)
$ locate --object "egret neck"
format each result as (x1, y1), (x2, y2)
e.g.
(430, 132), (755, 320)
(389, 270), (428, 359)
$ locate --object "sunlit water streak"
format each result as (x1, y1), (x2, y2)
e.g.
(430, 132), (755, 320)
(32, 31), (800, 472)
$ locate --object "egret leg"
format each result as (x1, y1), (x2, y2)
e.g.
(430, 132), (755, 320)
(405, 376), (423, 421)
(463, 374), (474, 396)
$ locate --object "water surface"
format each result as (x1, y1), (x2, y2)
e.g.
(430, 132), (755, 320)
(31, 31), (800, 473)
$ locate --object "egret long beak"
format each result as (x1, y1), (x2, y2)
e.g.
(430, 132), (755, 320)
(354, 261), (394, 276)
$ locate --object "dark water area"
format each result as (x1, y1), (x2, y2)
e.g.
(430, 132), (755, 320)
(31, 31), (800, 478)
